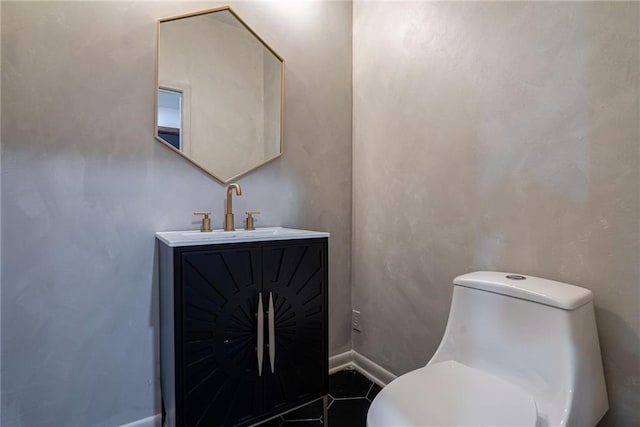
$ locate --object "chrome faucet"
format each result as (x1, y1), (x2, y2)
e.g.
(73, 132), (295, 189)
(224, 183), (242, 231)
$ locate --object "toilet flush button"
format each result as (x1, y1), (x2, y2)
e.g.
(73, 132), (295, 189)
(506, 274), (526, 280)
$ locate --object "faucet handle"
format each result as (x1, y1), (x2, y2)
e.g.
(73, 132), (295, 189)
(245, 211), (261, 231)
(194, 211), (212, 232)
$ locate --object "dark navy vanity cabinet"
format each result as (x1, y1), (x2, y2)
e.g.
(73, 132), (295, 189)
(158, 236), (328, 427)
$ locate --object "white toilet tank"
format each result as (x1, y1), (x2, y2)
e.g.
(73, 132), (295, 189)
(429, 271), (608, 427)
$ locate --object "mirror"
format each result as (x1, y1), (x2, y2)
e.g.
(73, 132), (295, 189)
(155, 7), (285, 183)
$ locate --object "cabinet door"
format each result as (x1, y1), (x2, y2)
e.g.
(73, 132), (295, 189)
(261, 241), (328, 412)
(180, 247), (263, 427)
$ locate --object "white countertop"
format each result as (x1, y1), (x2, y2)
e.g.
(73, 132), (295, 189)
(156, 227), (329, 247)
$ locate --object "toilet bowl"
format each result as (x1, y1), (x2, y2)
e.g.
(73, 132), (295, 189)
(367, 271), (608, 427)
(369, 360), (537, 426)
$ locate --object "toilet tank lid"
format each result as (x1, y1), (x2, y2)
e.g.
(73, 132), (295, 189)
(453, 271), (593, 310)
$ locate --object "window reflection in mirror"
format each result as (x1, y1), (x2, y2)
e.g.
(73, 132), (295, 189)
(157, 88), (183, 150)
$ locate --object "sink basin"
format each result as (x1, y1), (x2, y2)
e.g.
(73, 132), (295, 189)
(156, 227), (329, 247)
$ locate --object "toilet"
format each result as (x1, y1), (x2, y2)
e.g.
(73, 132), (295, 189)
(367, 271), (609, 427)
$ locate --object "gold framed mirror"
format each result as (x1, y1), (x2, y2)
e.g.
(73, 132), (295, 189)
(155, 6), (285, 183)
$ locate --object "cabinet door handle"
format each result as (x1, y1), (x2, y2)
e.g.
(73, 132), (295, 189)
(268, 292), (276, 373)
(257, 292), (264, 376)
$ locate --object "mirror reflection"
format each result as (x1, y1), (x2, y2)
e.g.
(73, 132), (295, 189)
(155, 7), (285, 183)
(157, 89), (182, 149)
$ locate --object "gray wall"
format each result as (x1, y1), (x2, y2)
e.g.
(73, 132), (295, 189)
(352, 2), (639, 425)
(1, 1), (352, 425)
(0, 2), (2, 424)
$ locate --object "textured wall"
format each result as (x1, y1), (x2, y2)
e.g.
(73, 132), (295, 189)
(352, 2), (639, 425)
(1, 1), (352, 425)
(0, 3), (2, 424)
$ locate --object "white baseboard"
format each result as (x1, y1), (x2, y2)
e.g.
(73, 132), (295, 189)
(328, 350), (397, 387)
(352, 351), (397, 386)
(119, 414), (161, 427)
(328, 350), (353, 374)
(121, 351), (397, 427)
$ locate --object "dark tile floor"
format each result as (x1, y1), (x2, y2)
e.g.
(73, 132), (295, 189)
(259, 369), (382, 427)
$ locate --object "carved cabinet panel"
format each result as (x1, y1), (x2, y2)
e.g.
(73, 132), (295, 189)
(159, 238), (328, 427)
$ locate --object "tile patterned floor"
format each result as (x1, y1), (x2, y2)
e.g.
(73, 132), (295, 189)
(259, 369), (382, 426)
